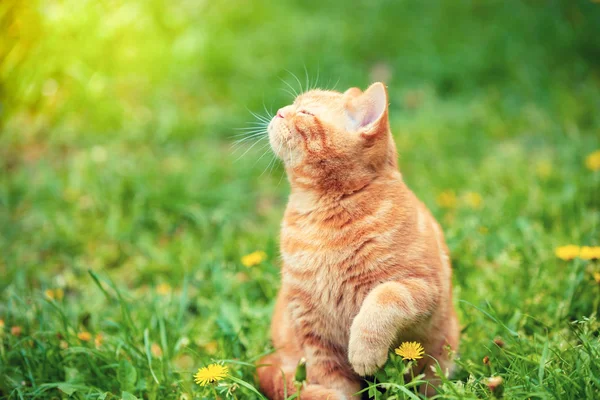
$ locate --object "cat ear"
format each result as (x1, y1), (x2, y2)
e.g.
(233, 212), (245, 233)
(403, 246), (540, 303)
(358, 82), (388, 131)
(343, 87), (362, 98)
(345, 82), (389, 134)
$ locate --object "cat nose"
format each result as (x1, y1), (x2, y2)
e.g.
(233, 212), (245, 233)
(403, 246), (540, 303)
(276, 106), (293, 119)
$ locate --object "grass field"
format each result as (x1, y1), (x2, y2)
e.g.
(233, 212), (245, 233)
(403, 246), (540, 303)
(1, 0), (600, 399)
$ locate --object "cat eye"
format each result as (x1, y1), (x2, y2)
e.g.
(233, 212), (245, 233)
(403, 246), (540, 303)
(297, 109), (314, 116)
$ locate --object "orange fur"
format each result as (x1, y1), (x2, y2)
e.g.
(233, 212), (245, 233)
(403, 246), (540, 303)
(257, 83), (459, 399)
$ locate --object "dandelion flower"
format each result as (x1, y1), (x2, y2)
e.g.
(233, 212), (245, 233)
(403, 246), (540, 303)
(394, 341), (425, 361)
(585, 150), (600, 171)
(580, 246), (600, 260)
(95, 333), (104, 348)
(436, 190), (457, 209)
(151, 343), (163, 358)
(194, 363), (229, 386)
(594, 272), (600, 284)
(0, 319), (4, 329)
(463, 192), (483, 209)
(202, 340), (218, 355)
(77, 331), (92, 341)
(90, 146), (107, 164)
(45, 288), (64, 301)
(241, 251), (267, 267)
(156, 283), (171, 295)
(554, 245), (580, 261)
(535, 160), (552, 179)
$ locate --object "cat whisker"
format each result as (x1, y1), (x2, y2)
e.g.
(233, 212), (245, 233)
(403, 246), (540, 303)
(277, 161), (286, 186)
(233, 121), (269, 129)
(234, 136), (268, 161)
(230, 132), (266, 142)
(279, 77), (299, 98)
(312, 62), (320, 90)
(331, 77), (341, 91)
(278, 141), (291, 186)
(279, 88), (297, 99)
(261, 154), (275, 177)
(303, 64), (310, 94)
(230, 127), (268, 138)
(263, 101), (274, 119)
(262, 139), (283, 177)
(284, 69), (304, 96)
(253, 141), (274, 166)
(270, 140), (284, 175)
(279, 87), (297, 99)
(230, 127), (268, 137)
(231, 132), (267, 147)
(231, 134), (268, 152)
(246, 107), (272, 124)
(250, 113), (271, 125)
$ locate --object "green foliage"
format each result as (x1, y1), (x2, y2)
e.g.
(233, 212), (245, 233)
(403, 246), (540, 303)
(1, 0), (600, 399)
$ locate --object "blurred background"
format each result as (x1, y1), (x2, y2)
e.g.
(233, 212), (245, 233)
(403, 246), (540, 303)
(1, 0), (600, 399)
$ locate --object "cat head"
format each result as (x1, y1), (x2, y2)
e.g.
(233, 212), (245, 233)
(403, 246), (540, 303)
(268, 82), (397, 193)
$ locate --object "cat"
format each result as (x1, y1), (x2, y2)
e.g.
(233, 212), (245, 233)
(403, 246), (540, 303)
(256, 82), (459, 399)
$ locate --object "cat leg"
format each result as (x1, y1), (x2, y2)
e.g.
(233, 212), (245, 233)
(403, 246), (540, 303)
(257, 331), (360, 400)
(348, 278), (438, 376)
(257, 353), (358, 400)
(257, 352), (299, 400)
(417, 312), (460, 395)
(299, 383), (357, 400)
(300, 335), (362, 399)
(257, 288), (305, 400)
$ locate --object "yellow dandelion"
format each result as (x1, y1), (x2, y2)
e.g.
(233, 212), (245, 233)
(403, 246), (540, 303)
(175, 354), (195, 370)
(535, 160), (552, 179)
(77, 331), (92, 341)
(45, 288), (64, 301)
(0, 319), (4, 329)
(241, 251), (267, 267)
(554, 245), (580, 261)
(95, 333), (104, 348)
(151, 343), (163, 358)
(593, 272), (600, 284)
(202, 340), (218, 355)
(194, 363), (229, 386)
(436, 190), (457, 209)
(156, 283), (172, 295)
(585, 150), (600, 171)
(580, 246), (600, 260)
(463, 192), (483, 209)
(394, 341), (425, 361)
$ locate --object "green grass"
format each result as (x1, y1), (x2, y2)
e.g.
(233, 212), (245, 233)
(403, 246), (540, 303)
(1, 0), (600, 399)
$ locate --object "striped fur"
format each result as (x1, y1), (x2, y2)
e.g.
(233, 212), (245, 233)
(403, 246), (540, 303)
(257, 83), (459, 399)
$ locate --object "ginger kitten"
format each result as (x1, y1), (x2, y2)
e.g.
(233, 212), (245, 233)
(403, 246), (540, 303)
(257, 82), (459, 399)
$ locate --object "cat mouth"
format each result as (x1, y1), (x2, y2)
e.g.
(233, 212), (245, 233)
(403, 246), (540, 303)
(268, 120), (296, 163)
(268, 118), (292, 142)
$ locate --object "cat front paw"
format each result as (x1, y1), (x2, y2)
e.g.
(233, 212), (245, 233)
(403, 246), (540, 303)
(348, 336), (389, 376)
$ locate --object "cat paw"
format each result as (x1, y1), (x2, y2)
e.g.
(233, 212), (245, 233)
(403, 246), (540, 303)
(301, 384), (348, 400)
(348, 337), (388, 376)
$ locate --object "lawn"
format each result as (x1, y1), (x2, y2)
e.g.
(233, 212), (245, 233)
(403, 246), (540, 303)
(1, 0), (600, 399)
